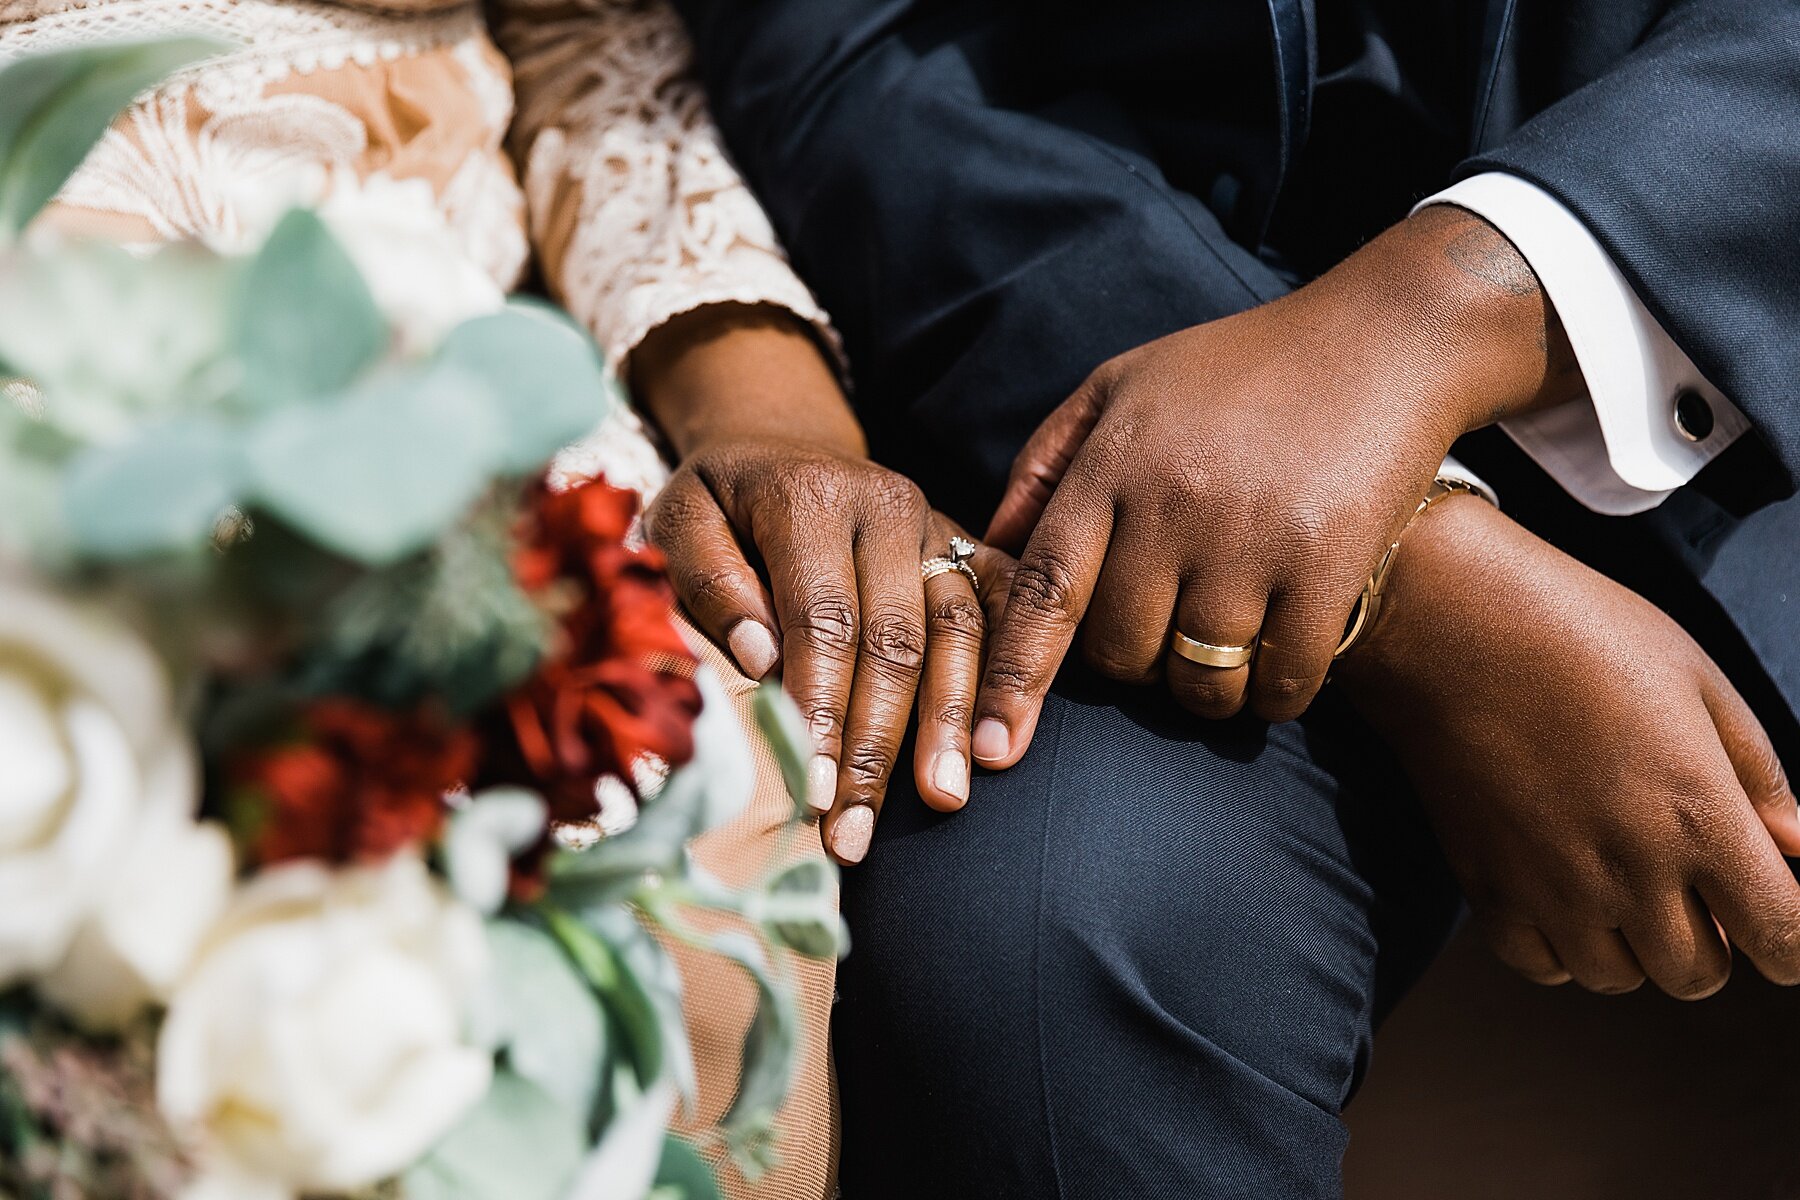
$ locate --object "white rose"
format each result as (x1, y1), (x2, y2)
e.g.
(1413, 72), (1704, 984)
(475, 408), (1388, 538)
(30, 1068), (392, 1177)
(158, 853), (493, 1197)
(315, 172), (505, 355)
(0, 572), (208, 1005)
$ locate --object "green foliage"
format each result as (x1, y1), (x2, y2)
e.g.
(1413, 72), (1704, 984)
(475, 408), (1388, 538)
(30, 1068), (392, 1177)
(0, 240), (242, 441)
(703, 930), (795, 1175)
(61, 417), (240, 557)
(230, 208), (387, 407)
(547, 907), (681, 1101)
(436, 303), (613, 474)
(473, 921), (607, 1122)
(653, 1136), (724, 1200)
(752, 681), (812, 817)
(745, 858), (846, 961)
(243, 362), (502, 565)
(301, 491), (548, 710)
(0, 36), (227, 242)
(402, 1071), (584, 1200)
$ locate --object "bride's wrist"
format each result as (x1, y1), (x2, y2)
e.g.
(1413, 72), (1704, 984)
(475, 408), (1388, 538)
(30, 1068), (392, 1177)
(631, 302), (866, 461)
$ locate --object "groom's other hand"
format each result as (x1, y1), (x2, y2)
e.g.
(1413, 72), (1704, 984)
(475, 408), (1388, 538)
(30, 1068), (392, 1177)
(1338, 494), (1800, 998)
(971, 206), (1585, 767)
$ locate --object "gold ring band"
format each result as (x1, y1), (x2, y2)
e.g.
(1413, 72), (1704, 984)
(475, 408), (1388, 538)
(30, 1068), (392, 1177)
(921, 558), (981, 591)
(1169, 631), (1256, 669)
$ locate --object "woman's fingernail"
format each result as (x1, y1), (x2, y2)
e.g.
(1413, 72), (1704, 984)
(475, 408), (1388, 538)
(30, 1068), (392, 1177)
(727, 620), (779, 679)
(806, 754), (838, 813)
(832, 804), (874, 863)
(931, 751), (970, 804)
(971, 719), (1010, 764)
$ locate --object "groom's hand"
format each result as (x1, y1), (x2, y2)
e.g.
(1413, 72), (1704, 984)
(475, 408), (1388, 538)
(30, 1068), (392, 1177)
(971, 207), (1584, 767)
(1337, 494), (1800, 998)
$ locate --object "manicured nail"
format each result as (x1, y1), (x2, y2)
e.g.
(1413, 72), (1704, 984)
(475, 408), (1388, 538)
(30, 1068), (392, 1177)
(832, 804), (874, 863)
(971, 719), (1010, 764)
(806, 754), (837, 813)
(727, 619), (778, 680)
(931, 751), (969, 804)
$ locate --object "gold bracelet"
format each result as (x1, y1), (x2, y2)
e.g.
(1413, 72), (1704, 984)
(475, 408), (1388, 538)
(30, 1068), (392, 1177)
(1333, 476), (1489, 660)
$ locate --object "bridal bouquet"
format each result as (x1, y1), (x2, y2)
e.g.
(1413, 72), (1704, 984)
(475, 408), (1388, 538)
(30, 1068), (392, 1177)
(0, 38), (835, 1200)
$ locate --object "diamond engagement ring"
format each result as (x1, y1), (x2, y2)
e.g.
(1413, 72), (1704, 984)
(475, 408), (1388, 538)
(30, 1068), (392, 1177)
(921, 535), (981, 591)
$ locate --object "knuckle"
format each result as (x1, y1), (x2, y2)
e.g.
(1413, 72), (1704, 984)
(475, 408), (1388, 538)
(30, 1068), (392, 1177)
(1083, 638), (1153, 684)
(1668, 969), (1729, 1001)
(1012, 552), (1083, 621)
(927, 594), (987, 643)
(684, 563), (743, 611)
(1749, 920), (1800, 982)
(790, 593), (859, 656)
(1171, 672), (1244, 717)
(867, 471), (927, 517)
(789, 461), (849, 511)
(861, 611), (927, 675)
(928, 697), (974, 730)
(842, 742), (895, 791)
(981, 653), (1043, 701)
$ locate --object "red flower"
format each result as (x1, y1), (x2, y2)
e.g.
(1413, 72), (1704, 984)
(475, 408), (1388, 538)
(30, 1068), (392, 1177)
(500, 477), (701, 823)
(234, 700), (479, 866)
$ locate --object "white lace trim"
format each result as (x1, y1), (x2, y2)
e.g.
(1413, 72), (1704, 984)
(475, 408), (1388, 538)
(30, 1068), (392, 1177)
(0, 0), (479, 86)
(500, 0), (839, 368)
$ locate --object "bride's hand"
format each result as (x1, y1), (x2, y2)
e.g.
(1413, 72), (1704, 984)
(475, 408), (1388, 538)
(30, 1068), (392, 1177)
(630, 303), (1012, 865)
(646, 440), (1011, 863)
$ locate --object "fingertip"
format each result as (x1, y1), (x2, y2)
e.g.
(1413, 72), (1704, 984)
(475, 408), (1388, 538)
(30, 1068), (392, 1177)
(828, 803), (874, 865)
(727, 618), (780, 680)
(919, 749), (969, 812)
(971, 718), (1011, 766)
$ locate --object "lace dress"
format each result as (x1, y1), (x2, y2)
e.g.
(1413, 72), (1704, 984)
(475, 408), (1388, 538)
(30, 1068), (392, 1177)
(0, 2), (838, 1195)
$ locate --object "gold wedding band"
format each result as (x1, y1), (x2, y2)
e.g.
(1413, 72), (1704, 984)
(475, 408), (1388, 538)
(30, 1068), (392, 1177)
(1169, 631), (1256, 669)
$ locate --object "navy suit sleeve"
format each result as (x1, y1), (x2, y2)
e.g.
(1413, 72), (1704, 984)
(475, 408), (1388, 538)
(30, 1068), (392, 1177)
(1463, 1), (1800, 500)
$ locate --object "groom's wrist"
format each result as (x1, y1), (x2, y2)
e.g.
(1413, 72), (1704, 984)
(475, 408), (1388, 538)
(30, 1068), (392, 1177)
(1316, 206), (1585, 446)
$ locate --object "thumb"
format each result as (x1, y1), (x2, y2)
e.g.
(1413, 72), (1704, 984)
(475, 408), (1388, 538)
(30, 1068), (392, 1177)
(984, 373), (1109, 553)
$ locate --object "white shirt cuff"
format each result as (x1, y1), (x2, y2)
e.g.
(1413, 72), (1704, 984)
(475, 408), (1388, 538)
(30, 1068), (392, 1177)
(1414, 173), (1749, 516)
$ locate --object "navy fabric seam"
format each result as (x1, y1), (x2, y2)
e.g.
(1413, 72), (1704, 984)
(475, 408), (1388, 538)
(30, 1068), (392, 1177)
(1470, 0), (1517, 151)
(1068, 130), (1275, 307)
(1031, 698), (1073, 1200)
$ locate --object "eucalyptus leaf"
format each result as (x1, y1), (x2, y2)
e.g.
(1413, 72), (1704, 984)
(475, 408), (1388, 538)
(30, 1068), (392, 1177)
(705, 929), (796, 1174)
(231, 207), (386, 406)
(0, 241), (241, 441)
(61, 417), (241, 557)
(752, 681), (812, 817)
(564, 1080), (678, 1200)
(244, 362), (503, 564)
(403, 1071), (584, 1200)
(445, 789), (549, 916)
(0, 37), (229, 240)
(744, 858), (845, 961)
(546, 907), (681, 1098)
(653, 1135), (724, 1200)
(435, 302), (612, 474)
(471, 920), (607, 1121)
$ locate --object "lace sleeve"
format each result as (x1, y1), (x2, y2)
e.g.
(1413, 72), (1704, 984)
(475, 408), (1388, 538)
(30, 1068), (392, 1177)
(492, 0), (838, 372)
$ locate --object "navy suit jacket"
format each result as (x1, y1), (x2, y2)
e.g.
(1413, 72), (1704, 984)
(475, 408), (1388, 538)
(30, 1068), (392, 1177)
(671, 0), (1800, 729)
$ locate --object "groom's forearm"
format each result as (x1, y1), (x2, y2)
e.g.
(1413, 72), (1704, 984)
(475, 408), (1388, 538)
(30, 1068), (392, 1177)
(630, 302), (866, 461)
